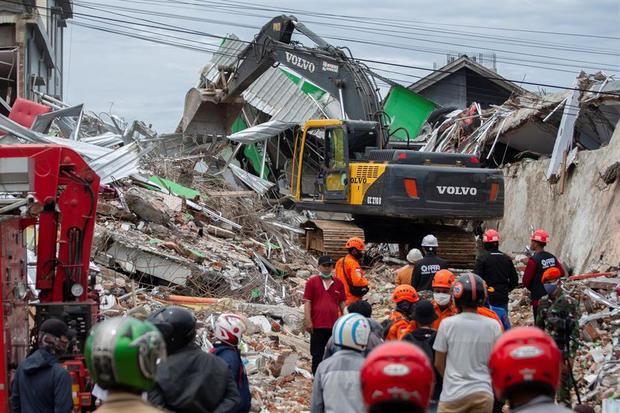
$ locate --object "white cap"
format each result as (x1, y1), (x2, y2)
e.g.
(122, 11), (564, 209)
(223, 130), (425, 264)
(406, 248), (423, 263)
(421, 234), (439, 248)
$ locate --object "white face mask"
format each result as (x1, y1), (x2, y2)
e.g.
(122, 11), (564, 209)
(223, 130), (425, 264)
(434, 292), (451, 307)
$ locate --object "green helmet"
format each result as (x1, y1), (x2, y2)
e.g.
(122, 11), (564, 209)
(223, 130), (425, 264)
(85, 317), (166, 391)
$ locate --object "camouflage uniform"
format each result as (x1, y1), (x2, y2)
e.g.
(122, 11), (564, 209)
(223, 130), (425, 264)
(536, 291), (580, 406)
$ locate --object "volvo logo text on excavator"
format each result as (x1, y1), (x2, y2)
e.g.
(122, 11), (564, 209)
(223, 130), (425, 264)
(436, 186), (478, 196)
(285, 52), (316, 73)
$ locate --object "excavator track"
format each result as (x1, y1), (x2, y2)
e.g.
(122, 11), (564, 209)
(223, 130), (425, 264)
(431, 226), (478, 269)
(300, 219), (365, 260)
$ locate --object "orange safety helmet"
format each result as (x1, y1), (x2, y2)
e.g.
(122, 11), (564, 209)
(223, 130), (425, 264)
(483, 229), (500, 243)
(345, 237), (365, 251)
(531, 229), (549, 243)
(392, 285), (420, 303)
(541, 267), (562, 283)
(432, 269), (456, 289)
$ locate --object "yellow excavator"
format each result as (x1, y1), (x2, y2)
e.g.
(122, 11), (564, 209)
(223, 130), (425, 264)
(180, 16), (504, 267)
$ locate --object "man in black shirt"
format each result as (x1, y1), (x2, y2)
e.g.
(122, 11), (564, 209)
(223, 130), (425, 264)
(411, 234), (448, 294)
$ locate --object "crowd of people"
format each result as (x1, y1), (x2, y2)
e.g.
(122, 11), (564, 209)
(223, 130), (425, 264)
(8, 228), (587, 413)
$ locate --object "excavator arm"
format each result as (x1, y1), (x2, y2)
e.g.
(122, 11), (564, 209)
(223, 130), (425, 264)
(180, 15), (386, 143)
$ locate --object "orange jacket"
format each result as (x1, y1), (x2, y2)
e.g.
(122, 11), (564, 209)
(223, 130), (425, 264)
(385, 311), (413, 341)
(477, 306), (504, 331)
(432, 301), (457, 330)
(394, 265), (414, 285)
(335, 254), (369, 305)
(396, 320), (417, 340)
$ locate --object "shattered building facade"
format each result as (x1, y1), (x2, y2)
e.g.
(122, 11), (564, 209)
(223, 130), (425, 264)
(0, 0), (71, 114)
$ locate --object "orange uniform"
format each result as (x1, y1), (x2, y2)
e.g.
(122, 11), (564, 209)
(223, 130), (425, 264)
(394, 265), (414, 285)
(432, 301), (457, 330)
(385, 311), (416, 341)
(335, 254), (369, 305)
(477, 306), (504, 331)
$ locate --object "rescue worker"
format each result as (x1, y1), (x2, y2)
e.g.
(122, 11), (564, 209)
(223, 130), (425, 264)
(148, 306), (241, 413)
(311, 313), (370, 413)
(474, 229), (519, 329)
(336, 237), (370, 306)
(432, 269), (458, 329)
(323, 300), (383, 359)
(522, 229), (566, 322)
(360, 341), (434, 413)
(488, 327), (573, 413)
(383, 284), (420, 341)
(535, 268), (580, 406)
(394, 248), (423, 285)
(212, 314), (252, 413)
(84, 317), (167, 413)
(304, 255), (346, 374)
(434, 273), (502, 413)
(10, 318), (73, 413)
(412, 234), (448, 293)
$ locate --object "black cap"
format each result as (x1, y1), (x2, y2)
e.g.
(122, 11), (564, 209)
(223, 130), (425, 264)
(413, 300), (438, 326)
(39, 318), (69, 338)
(318, 255), (335, 266)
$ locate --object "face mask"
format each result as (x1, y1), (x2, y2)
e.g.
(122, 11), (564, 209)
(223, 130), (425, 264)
(544, 283), (558, 295)
(396, 301), (414, 315)
(319, 272), (332, 279)
(434, 293), (451, 307)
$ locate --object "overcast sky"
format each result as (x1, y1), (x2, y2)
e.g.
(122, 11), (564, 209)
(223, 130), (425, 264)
(64, 0), (620, 132)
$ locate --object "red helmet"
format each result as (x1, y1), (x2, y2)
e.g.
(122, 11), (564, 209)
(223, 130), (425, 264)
(345, 237), (365, 251)
(483, 229), (500, 243)
(392, 285), (420, 304)
(489, 327), (561, 400)
(531, 229), (549, 243)
(360, 341), (434, 411)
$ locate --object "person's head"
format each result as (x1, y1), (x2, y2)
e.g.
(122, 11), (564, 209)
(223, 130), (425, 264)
(148, 306), (196, 354)
(392, 285), (420, 316)
(451, 273), (487, 312)
(332, 313), (370, 352)
(361, 341), (434, 413)
(489, 327), (561, 408)
(406, 248), (423, 264)
(38, 318), (70, 355)
(482, 229), (500, 251)
(317, 255), (335, 278)
(530, 229), (549, 252)
(345, 237), (365, 259)
(413, 300), (438, 328)
(347, 300), (372, 318)
(420, 234), (438, 255)
(541, 267), (563, 298)
(432, 269), (456, 308)
(214, 313), (247, 346)
(85, 317), (166, 393)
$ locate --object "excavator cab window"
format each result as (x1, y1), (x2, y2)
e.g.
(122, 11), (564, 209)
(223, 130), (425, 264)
(323, 127), (349, 201)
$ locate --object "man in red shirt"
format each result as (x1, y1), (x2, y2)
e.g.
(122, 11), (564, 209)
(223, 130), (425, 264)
(304, 255), (346, 374)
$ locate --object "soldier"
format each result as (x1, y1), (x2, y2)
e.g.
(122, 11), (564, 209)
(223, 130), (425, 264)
(536, 268), (580, 407)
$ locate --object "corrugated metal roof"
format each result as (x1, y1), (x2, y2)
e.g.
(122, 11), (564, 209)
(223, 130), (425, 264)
(203, 36), (340, 123)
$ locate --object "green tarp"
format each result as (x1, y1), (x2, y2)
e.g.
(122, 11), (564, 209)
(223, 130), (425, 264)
(148, 176), (201, 200)
(383, 85), (438, 141)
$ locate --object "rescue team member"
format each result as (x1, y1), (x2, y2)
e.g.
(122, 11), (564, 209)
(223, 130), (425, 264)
(85, 317), (167, 413)
(383, 284), (420, 341)
(434, 273), (502, 413)
(474, 229), (519, 329)
(323, 300), (383, 359)
(148, 306), (241, 413)
(336, 237), (370, 305)
(412, 234), (448, 293)
(394, 248), (423, 285)
(432, 269), (458, 329)
(402, 300), (441, 413)
(303, 255), (346, 374)
(523, 229), (566, 322)
(212, 314), (252, 413)
(10, 318), (74, 413)
(360, 341), (434, 413)
(489, 327), (574, 413)
(535, 268), (580, 406)
(311, 313), (370, 413)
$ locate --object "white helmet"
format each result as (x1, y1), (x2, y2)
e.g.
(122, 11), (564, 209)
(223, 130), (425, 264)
(406, 248), (423, 264)
(421, 234), (439, 248)
(214, 313), (247, 346)
(332, 313), (370, 351)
